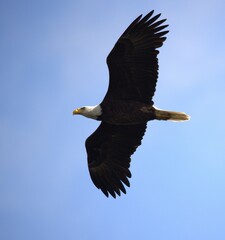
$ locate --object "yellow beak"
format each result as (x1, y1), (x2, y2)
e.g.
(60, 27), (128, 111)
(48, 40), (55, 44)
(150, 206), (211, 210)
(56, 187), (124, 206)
(73, 108), (81, 115)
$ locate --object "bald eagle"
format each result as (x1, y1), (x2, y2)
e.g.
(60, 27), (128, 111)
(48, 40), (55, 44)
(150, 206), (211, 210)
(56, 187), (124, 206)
(73, 10), (190, 198)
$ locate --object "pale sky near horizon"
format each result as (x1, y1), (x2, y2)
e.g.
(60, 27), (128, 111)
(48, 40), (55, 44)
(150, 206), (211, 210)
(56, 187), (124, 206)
(1, 0), (225, 239)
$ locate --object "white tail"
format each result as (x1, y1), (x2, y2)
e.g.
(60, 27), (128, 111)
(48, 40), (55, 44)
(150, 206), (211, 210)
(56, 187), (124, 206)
(154, 107), (190, 122)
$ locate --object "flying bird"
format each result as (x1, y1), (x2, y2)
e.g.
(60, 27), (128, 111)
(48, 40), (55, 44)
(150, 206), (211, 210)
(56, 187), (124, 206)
(73, 10), (190, 198)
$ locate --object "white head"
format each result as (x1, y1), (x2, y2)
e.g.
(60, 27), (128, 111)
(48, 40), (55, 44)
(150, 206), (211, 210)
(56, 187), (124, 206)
(73, 105), (102, 120)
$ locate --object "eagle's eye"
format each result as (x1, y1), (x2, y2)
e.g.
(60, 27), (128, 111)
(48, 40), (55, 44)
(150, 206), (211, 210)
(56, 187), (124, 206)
(80, 107), (85, 110)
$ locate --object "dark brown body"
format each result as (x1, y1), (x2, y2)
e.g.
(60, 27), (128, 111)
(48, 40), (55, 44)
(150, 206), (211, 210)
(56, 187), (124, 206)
(99, 100), (156, 125)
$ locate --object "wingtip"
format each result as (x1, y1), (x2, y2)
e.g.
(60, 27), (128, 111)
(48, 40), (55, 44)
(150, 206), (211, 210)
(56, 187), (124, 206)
(101, 189), (109, 198)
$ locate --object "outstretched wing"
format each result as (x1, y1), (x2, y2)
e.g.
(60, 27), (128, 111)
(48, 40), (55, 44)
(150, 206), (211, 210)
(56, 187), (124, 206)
(85, 122), (147, 198)
(103, 10), (168, 104)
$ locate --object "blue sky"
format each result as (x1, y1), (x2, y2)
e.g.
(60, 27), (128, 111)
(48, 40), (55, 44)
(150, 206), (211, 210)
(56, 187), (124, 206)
(1, 0), (225, 239)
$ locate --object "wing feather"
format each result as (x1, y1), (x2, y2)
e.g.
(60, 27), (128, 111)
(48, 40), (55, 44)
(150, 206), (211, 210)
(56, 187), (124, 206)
(103, 11), (169, 104)
(85, 122), (147, 198)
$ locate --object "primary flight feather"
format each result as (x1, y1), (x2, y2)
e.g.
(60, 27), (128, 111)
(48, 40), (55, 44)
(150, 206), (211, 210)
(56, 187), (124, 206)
(73, 10), (190, 198)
